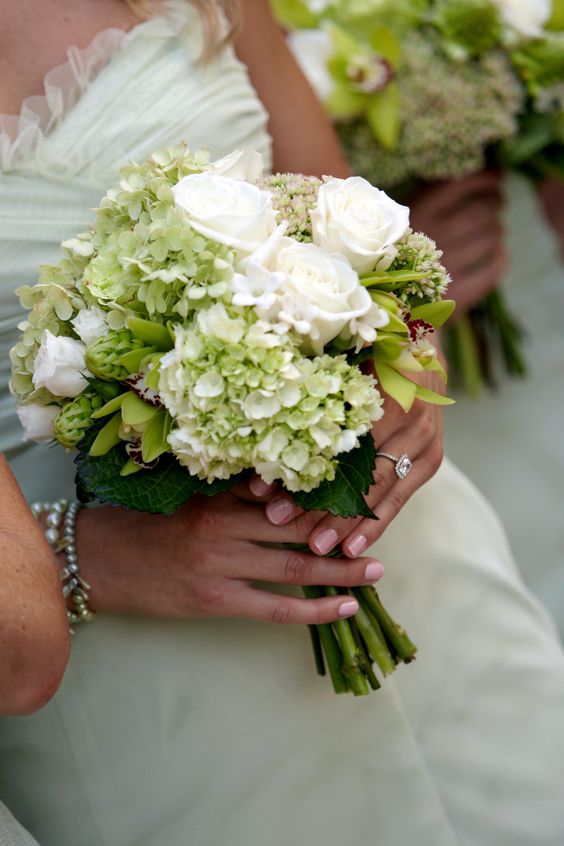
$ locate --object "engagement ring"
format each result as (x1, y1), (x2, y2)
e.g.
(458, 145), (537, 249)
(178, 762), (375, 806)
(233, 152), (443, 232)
(376, 452), (413, 480)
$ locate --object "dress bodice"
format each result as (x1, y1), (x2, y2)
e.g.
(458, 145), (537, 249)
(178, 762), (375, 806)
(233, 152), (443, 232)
(0, 0), (271, 461)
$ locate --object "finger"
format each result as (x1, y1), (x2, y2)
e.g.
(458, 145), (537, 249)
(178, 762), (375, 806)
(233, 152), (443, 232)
(436, 209), (504, 248)
(415, 172), (503, 217)
(307, 417), (432, 555)
(341, 440), (443, 557)
(231, 475), (278, 503)
(240, 544), (384, 587)
(450, 249), (507, 307)
(227, 585), (360, 625)
(445, 234), (504, 280)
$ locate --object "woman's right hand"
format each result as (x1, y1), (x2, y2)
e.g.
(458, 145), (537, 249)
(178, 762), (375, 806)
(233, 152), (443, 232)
(75, 491), (384, 625)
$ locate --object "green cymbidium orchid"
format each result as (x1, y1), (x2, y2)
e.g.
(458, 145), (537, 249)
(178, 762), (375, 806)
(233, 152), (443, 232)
(324, 22), (402, 150)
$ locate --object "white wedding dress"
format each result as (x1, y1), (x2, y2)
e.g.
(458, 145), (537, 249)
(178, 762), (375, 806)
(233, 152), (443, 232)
(1, 3), (564, 845)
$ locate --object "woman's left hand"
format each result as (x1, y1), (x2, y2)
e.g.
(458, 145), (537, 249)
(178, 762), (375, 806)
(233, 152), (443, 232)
(248, 365), (445, 559)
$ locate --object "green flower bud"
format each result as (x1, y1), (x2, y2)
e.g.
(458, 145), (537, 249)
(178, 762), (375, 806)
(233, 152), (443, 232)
(54, 393), (103, 449)
(85, 330), (146, 382)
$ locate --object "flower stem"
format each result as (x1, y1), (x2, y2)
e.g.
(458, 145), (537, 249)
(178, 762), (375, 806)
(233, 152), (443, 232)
(355, 586), (417, 663)
(325, 588), (369, 696)
(353, 600), (396, 677)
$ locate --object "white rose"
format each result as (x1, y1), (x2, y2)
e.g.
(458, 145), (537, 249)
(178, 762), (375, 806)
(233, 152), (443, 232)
(208, 149), (265, 183)
(32, 330), (89, 397)
(311, 176), (410, 274)
(273, 240), (372, 354)
(17, 403), (60, 442)
(287, 30), (335, 103)
(492, 0), (551, 38)
(172, 173), (279, 256)
(71, 306), (108, 344)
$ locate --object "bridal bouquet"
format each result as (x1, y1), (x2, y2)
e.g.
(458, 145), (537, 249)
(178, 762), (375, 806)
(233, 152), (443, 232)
(11, 144), (454, 696)
(274, 0), (564, 393)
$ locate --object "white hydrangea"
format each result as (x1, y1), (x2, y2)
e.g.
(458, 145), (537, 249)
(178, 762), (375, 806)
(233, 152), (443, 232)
(158, 307), (382, 491)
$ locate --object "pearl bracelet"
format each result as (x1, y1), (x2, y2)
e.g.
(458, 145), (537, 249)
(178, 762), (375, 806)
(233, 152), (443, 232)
(61, 500), (95, 630)
(31, 498), (95, 631)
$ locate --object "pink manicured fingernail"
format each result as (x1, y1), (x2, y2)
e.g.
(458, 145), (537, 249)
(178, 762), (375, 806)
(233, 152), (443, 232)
(249, 476), (274, 497)
(313, 529), (338, 555)
(348, 534), (367, 557)
(364, 561), (384, 582)
(266, 498), (294, 525)
(339, 599), (359, 618)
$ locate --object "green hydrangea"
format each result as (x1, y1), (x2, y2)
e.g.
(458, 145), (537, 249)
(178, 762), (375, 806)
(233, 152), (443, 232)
(159, 304), (382, 491)
(339, 32), (522, 187)
(10, 145), (234, 402)
(259, 173), (321, 241)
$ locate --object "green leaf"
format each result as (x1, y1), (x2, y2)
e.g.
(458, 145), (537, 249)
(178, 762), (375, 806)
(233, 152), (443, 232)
(126, 317), (173, 350)
(409, 300), (456, 329)
(366, 82), (400, 150)
(76, 424), (244, 514)
(290, 433), (377, 519)
(76, 423), (202, 514)
(198, 475), (246, 497)
(374, 362), (417, 412)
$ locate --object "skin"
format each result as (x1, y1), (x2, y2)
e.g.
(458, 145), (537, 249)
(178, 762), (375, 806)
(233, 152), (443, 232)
(1, 0), (444, 626)
(0, 456), (70, 715)
(538, 177), (564, 257)
(409, 171), (508, 314)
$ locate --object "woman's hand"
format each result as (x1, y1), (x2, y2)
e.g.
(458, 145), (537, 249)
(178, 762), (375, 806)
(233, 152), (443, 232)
(75, 492), (385, 625)
(410, 171), (507, 313)
(256, 361), (444, 559)
(538, 177), (564, 257)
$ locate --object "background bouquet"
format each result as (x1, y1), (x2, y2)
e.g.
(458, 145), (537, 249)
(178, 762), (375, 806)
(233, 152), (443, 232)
(274, 0), (564, 393)
(11, 144), (453, 695)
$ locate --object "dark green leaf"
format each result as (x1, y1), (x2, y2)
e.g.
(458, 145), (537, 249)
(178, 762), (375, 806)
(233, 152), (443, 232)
(75, 422), (240, 514)
(290, 433), (377, 519)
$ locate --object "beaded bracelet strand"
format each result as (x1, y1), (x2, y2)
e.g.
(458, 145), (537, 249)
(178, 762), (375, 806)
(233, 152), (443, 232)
(61, 501), (95, 630)
(31, 498), (95, 631)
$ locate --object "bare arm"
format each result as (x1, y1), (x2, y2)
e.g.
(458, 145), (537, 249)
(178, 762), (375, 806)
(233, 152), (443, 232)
(235, 0), (349, 177)
(0, 455), (70, 714)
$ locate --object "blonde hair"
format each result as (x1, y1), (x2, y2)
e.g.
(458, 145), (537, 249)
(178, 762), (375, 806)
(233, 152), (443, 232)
(124, 0), (240, 59)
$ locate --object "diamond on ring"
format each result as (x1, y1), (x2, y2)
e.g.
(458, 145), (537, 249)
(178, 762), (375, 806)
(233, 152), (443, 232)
(376, 451), (413, 479)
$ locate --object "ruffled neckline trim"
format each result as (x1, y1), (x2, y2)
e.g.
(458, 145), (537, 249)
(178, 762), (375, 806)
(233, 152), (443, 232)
(0, 0), (196, 170)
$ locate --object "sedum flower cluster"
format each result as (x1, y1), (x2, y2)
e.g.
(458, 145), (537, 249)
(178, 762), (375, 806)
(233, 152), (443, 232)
(12, 143), (452, 495)
(338, 33), (521, 187)
(277, 0), (564, 184)
(259, 173), (321, 241)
